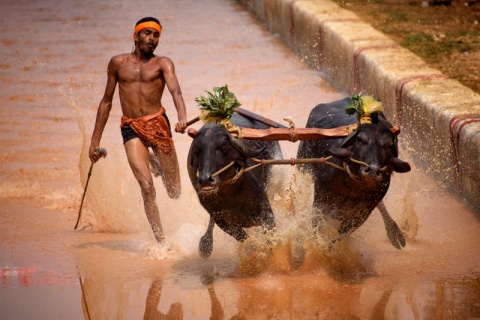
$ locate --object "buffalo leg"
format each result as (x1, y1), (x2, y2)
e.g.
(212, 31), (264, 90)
(311, 192), (327, 231)
(199, 217), (215, 258)
(311, 203), (342, 249)
(214, 218), (249, 243)
(377, 201), (406, 249)
(260, 203), (276, 232)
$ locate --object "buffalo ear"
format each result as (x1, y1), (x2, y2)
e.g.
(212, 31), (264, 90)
(327, 147), (353, 159)
(390, 158), (411, 173)
(389, 142), (399, 158)
(187, 146), (195, 168)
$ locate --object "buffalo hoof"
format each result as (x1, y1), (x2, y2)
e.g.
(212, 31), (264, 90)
(199, 235), (213, 259)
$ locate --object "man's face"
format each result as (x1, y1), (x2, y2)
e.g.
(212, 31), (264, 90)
(135, 27), (160, 54)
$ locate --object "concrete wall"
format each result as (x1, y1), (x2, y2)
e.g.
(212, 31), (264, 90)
(235, 0), (480, 211)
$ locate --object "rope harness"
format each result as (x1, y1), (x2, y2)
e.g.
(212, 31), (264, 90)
(211, 155), (389, 185)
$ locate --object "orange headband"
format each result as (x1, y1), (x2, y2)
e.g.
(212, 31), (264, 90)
(134, 21), (162, 35)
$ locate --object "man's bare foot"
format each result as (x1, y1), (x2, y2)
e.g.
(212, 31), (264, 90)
(147, 240), (178, 259)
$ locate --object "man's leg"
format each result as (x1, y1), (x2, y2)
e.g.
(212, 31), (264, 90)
(124, 138), (165, 243)
(149, 151), (163, 177)
(151, 146), (181, 199)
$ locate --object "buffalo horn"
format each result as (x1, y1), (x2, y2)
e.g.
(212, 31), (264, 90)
(228, 134), (265, 158)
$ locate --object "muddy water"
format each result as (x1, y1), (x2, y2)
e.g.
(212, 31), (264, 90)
(1, 0), (479, 319)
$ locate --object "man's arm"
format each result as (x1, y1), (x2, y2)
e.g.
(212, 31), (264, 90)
(89, 58), (118, 163)
(161, 57), (187, 133)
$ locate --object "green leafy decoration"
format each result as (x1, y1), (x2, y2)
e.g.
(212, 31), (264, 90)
(345, 93), (365, 121)
(194, 85), (241, 123)
(345, 93), (384, 124)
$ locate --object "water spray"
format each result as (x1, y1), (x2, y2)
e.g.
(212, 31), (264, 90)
(74, 148), (107, 230)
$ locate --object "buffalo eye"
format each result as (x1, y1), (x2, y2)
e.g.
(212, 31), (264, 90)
(220, 139), (229, 151)
(382, 141), (393, 149)
(380, 136), (394, 150)
(356, 133), (368, 145)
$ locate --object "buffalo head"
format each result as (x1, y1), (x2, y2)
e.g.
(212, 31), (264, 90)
(188, 126), (265, 192)
(328, 124), (411, 181)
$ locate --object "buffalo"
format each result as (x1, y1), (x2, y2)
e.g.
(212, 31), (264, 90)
(187, 114), (282, 258)
(297, 97), (411, 249)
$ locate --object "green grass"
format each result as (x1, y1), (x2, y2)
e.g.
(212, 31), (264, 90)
(401, 31), (476, 59)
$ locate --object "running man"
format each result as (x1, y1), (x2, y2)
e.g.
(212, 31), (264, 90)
(89, 17), (187, 243)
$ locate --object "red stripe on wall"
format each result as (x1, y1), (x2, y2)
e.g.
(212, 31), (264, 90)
(395, 74), (448, 125)
(449, 116), (480, 186)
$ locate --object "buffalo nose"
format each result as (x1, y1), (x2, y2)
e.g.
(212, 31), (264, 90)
(363, 164), (381, 177)
(197, 174), (215, 187)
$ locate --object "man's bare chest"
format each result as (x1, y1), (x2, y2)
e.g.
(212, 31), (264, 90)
(117, 61), (163, 84)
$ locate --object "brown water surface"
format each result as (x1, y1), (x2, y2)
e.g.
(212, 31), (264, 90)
(1, 0), (479, 319)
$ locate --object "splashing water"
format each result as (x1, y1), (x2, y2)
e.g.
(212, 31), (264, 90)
(234, 165), (370, 278)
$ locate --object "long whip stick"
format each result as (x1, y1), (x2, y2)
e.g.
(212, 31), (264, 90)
(74, 148), (107, 230)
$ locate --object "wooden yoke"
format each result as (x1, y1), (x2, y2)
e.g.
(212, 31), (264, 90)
(233, 126), (350, 141)
(188, 126), (400, 141)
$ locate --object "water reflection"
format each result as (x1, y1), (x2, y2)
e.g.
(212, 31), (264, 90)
(79, 277), (92, 320)
(432, 275), (480, 319)
(22, 228), (477, 319)
(134, 250), (480, 319)
(1, 237), (479, 318)
(144, 278), (184, 320)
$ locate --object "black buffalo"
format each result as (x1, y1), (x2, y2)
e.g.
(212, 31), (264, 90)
(297, 97), (411, 249)
(187, 114), (282, 258)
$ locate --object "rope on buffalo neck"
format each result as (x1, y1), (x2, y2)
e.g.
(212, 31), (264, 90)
(246, 156), (344, 172)
(212, 161), (235, 177)
(211, 161), (245, 185)
(348, 157), (389, 172)
(221, 166), (245, 184)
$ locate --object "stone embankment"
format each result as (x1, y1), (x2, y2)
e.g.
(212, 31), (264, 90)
(235, 0), (480, 211)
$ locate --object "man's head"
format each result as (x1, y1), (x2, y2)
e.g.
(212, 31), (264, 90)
(133, 17), (162, 54)
(134, 17), (162, 36)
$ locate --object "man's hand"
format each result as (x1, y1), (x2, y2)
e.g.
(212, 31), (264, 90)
(89, 145), (107, 163)
(174, 120), (187, 134)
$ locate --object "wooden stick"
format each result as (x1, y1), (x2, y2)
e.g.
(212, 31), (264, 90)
(186, 116), (200, 127)
(79, 276), (92, 320)
(74, 148), (107, 230)
(74, 162), (93, 230)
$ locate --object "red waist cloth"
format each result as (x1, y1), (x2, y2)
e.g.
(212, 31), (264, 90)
(120, 107), (174, 154)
